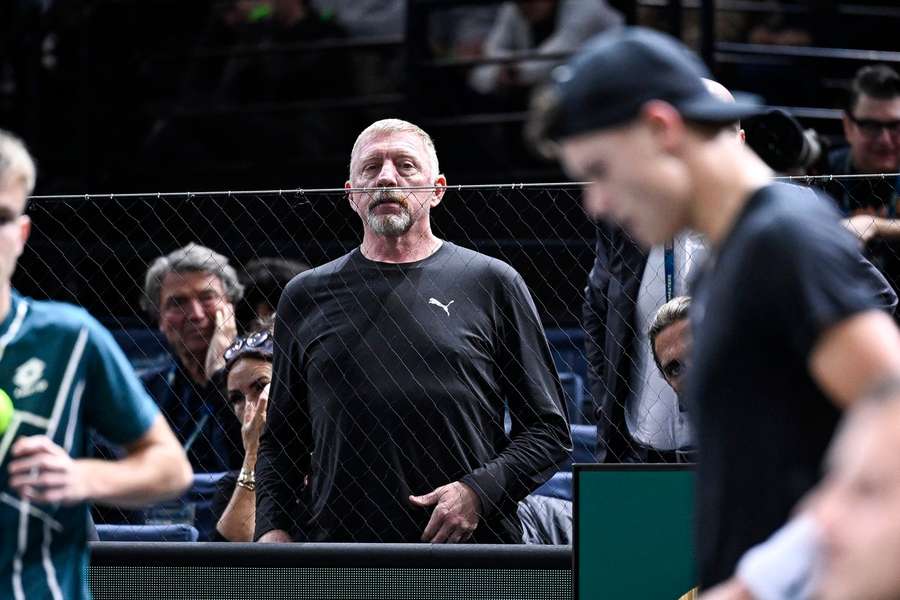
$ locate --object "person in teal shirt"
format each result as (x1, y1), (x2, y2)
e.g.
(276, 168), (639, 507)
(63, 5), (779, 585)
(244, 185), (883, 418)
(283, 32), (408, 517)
(0, 129), (193, 600)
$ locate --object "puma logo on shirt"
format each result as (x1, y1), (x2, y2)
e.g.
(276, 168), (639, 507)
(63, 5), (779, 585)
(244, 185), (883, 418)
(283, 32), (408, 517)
(428, 298), (454, 316)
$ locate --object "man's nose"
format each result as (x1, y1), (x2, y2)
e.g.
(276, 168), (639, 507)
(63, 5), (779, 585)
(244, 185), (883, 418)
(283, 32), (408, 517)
(583, 183), (611, 219)
(185, 298), (206, 321)
(376, 161), (399, 187)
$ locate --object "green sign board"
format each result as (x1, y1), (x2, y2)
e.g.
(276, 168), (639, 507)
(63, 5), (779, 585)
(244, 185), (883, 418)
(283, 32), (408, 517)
(574, 464), (696, 599)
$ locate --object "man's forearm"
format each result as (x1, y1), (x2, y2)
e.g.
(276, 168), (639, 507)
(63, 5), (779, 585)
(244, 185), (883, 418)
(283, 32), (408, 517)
(258, 529), (292, 543)
(83, 417), (193, 508)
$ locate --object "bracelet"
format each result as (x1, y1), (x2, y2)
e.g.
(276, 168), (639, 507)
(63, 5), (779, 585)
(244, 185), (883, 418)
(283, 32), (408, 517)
(237, 468), (256, 492)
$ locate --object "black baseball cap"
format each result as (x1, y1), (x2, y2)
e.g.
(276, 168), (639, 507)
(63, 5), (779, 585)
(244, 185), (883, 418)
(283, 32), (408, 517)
(538, 27), (762, 143)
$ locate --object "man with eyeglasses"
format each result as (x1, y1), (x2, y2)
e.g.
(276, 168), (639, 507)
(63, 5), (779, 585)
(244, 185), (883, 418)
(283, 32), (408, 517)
(828, 66), (900, 260)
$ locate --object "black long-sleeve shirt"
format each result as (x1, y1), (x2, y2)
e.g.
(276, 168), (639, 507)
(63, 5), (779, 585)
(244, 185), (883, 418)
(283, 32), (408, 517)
(255, 242), (571, 543)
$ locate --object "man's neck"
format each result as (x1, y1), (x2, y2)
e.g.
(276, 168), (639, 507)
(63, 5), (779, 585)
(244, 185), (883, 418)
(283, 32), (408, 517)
(688, 139), (774, 248)
(360, 226), (443, 264)
(176, 349), (209, 386)
(0, 283), (10, 325)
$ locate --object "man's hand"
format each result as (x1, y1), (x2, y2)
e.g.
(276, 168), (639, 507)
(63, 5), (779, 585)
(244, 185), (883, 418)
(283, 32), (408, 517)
(242, 383), (269, 457)
(258, 529), (292, 543)
(698, 579), (755, 600)
(205, 304), (238, 380)
(842, 214), (882, 246)
(409, 481), (481, 543)
(8, 435), (89, 505)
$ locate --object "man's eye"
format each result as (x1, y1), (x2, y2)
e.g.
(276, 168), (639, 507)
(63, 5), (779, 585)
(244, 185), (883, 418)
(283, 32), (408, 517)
(665, 361), (683, 379)
(0, 214), (17, 226)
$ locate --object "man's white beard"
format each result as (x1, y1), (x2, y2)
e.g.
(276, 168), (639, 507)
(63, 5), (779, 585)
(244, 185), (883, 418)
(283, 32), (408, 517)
(367, 189), (414, 236)
(368, 210), (412, 236)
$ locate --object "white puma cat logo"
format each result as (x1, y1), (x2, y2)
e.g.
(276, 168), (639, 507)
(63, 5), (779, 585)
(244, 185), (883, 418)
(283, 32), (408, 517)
(428, 298), (455, 316)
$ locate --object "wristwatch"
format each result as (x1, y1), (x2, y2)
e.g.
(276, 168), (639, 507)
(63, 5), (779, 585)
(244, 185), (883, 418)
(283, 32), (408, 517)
(237, 468), (256, 492)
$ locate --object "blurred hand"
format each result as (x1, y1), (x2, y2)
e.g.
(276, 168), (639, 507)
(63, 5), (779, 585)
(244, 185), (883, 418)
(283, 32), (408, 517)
(698, 578), (755, 600)
(8, 435), (88, 505)
(409, 481), (481, 543)
(205, 304), (238, 380)
(242, 383), (269, 457)
(842, 215), (881, 246)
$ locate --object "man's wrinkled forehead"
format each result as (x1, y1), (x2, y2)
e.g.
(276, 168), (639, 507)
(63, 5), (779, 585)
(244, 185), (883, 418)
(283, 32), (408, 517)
(355, 131), (427, 164)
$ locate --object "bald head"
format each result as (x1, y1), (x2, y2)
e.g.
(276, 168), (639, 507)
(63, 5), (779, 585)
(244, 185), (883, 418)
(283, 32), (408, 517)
(702, 78), (736, 104)
(701, 78), (743, 139)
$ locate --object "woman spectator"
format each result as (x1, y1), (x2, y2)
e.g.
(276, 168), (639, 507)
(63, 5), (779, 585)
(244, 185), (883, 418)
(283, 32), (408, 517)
(210, 322), (272, 542)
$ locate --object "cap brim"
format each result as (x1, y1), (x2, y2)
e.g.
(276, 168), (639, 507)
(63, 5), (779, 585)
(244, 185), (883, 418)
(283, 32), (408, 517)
(678, 95), (765, 123)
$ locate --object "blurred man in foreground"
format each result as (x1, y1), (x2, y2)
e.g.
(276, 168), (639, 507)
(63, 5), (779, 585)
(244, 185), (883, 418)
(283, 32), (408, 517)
(703, 382), (900, 600)
(530, 26), (900, 587)
(0, 131), (191, 599)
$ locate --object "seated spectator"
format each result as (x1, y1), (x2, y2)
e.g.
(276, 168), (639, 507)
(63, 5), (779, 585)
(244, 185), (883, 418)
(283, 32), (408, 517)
(828, 65), (900, 306)
(211, 321), (274, 542)
(829, 64), (900, 218)
(700, 381), (900, 600)
(469, 0), (622, 96)
(237, 257), (308, 332)
(649, 296), (693, 401)
(139, 243), (245, 473)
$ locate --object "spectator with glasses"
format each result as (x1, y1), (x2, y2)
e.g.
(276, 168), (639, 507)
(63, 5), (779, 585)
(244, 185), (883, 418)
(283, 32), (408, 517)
(210, 322), (275, 542)
(827, 65), (900, 239)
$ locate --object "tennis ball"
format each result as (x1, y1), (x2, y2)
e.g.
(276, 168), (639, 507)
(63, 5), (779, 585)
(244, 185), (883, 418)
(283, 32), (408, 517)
(0, 388), (13, 435)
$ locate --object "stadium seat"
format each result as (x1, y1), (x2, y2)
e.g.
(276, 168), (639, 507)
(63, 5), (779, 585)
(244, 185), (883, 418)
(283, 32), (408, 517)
(95, 524), (199, 542)
(186, 472), (228, 541)
(559, 371), (586, 424)
(570, 424), (597, 465)
(546, 329), (593, 422)
(533, 471), (572, 501)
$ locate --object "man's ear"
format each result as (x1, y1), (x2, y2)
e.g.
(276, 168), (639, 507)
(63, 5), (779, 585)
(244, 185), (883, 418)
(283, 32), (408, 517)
(18, 214), (31, 248)
(841, 112), (854, 141)
(345, 180), (360, 215)
(430, 174), (447, 208)
(641, 100), (687, 153)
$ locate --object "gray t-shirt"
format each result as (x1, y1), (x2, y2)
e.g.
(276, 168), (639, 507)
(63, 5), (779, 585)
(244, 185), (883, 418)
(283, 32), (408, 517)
(625, 231), (705, 450)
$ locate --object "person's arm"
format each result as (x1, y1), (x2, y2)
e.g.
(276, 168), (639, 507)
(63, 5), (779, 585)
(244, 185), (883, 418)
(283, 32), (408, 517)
(751, 194), (900, 410)
(463, 271), (573, 517)
(515, 0), (624, 86)
(254, 285), (310, 542)
(215, 384), (268, 542)
(809, 310), (900, 409)
(8, 414), (191, 507)
(468, 3), (519, 94)
(700, 516), (820, 600)
(842, 215), (900, 245)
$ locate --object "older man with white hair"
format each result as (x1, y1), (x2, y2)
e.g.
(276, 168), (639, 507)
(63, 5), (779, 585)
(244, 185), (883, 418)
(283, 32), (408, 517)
(255, 119), (571, 544)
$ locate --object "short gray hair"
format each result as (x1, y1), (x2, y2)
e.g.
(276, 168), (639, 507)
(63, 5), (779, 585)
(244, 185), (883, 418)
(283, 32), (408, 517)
(141, 243), (244, 320)
(649, 296), (691, 374)
(348, 119), (440, 182)
(0, 129), (37, 195)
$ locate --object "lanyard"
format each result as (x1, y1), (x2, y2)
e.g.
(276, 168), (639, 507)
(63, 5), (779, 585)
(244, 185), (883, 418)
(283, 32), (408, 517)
(664, 239), (675, 302)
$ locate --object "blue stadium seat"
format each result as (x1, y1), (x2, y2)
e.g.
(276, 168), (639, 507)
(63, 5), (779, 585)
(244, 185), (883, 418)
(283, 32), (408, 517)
(570, 424), (597, 465)
(546, 328), (593, 422)
(558, 371), (587, 424)
(533, 472), (572, 501)
(96, 524), (199, 542)
(188, 472), (228, 541)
